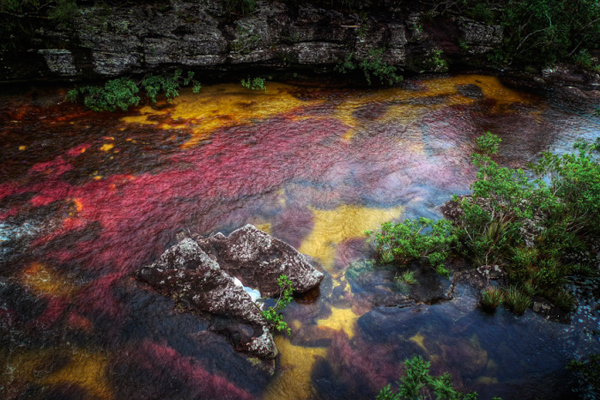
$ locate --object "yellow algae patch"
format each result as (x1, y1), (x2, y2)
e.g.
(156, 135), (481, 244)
(409, 332), (428, 353)
(476, 376), (499, 385)
(43, 350), (111, 399)
(264, 336), (327, 400)
(315, 306), (360, 339)
(1, 347), (111, 400)
(422, 75), (536, 109)
(72, 198), (83, 212)
(333, 74), (539, 142)
(255, 222), (272, 235)
(121, 83), (320, 148)
(99, 143), (114, 152)
(298, 204), (403, 272)
(21, 263), (77, 298)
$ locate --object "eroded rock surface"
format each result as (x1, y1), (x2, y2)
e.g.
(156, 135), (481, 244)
(137, 225), (323, 359)
(2, 0), (504, 82)
(197, 224), (324, 297)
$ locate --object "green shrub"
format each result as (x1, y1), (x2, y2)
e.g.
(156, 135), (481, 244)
(396, 270), (417, 285)
(480, 286), (502, 313)
(568, 354), (600, 398)
(241, 77), (267, 91)
(260, 274), (293, 335)
(335, 49), (402, 86)
(372, 217), (457, 273)
(502, 286), (531, 315)
(501, 0), (600, 66)
(66, 77), (140, 112)
(376, 355), (482, 400)
(66, 70), (201, 112)
(372, 132), (600, 313)
(425, 49), (448, 73)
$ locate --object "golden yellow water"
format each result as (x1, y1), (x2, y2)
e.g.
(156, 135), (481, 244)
(1, 347), (111, 399)
(121, 82), (321, 148)
(21, 262), (78, 298)
(264, 337), (327, 400)
(315, 306), (361, 339)
(298, 204), (404, 273)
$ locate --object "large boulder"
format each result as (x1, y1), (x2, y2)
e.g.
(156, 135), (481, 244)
(137, 226), (323, 359)
(197, 224), (324, 297)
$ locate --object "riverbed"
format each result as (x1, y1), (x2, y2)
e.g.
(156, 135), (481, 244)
(1, 75), (599, 399)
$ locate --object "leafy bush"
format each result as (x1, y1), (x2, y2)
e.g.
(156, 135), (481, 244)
(241, 77), (267, 91)
(500, 0), (600, 66)
(372, 132), (600, 314)
(66, 70), (201, 111)
(372, 217), (457, 274)
(376, 355), (482, 400)
(260, 274), (293, 335)
(66, 77), (140, 112)
(335, 49), (402, 86)
(455, 133), (600, 302)
(425, 49), (448, 73)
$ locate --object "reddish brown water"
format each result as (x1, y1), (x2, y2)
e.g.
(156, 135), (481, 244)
(1, 76), (599, 400)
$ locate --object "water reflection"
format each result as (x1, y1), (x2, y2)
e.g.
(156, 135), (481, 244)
(1, 75), (599, 399)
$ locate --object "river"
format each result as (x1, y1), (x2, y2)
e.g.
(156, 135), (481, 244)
(1, 75), (599, 399)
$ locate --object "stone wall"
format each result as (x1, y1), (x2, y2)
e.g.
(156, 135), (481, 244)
(1, 0), (504, 82)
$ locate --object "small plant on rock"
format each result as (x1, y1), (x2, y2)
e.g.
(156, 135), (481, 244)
(66, 70), (201, 112)
(241, 77), (267, 92)
(396, 270), (417, 285)
(376, 355), (482, 400)
(502, 286), (531, 315)
(480, 286), (502, 313)
(260, 274), (293, 335)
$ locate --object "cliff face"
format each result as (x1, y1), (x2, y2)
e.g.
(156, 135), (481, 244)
(2, 1), (504, 83)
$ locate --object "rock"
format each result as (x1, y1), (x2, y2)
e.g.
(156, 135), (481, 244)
(137, 238), (265, 326)
(457, 17), (503, 55)
(1, 0), (510, 83)
(197, 224), (324, 297)
(137, 226), (323, 359)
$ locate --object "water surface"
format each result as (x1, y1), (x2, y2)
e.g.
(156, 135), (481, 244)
(1, 75), (599, 400)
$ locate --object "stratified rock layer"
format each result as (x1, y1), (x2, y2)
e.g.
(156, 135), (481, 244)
(1, 0), (504, 82)
(137, 225), (323, 359)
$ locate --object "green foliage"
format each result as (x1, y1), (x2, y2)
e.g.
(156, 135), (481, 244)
(568, 354), (600, 397)
(501, 286), (531, 315)
(396, 270), (417, 285)
(425, 49), (448, 73)
(372, 131), (600, 314)
(222, 0), (256, 16)
(500, 0), (600, 66)
(335, 49), (402, 86)
(66, 70), (201, 112)
(66, 77), (140, 112)
(376, 355), (481, 400)
(373, 217), (457, 273)
(241, 77), (267, 92)
(261, 274), (293, 335)
(470, 3), (493, 23)
(480, 286), (502, 313)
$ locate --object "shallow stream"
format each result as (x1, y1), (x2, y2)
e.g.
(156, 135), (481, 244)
(1, 75), (599, 399)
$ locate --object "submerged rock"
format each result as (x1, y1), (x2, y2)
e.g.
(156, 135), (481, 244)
(137, 225), (323, 359)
